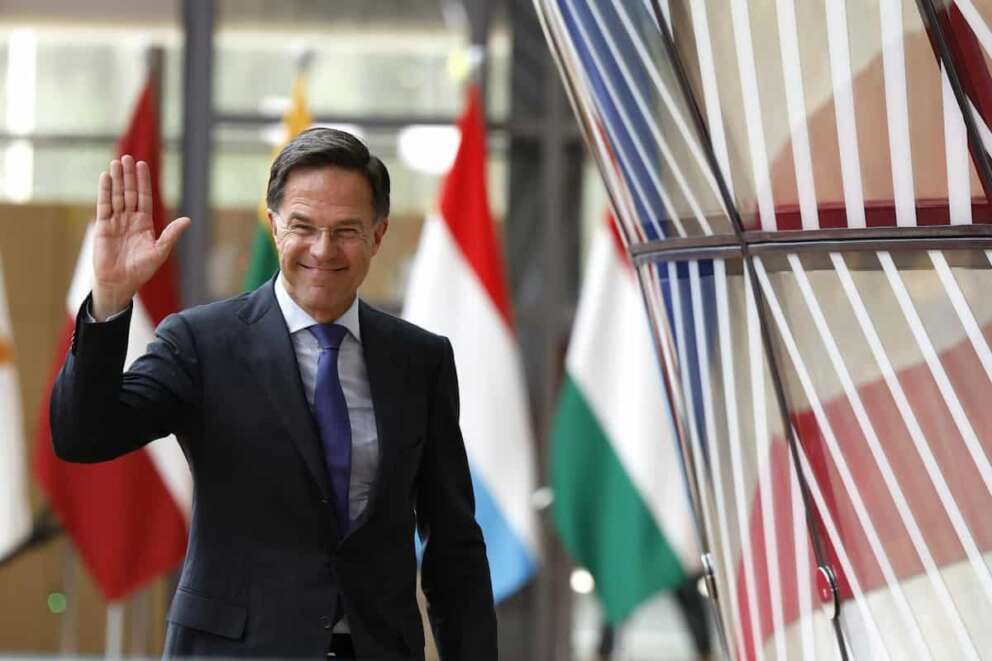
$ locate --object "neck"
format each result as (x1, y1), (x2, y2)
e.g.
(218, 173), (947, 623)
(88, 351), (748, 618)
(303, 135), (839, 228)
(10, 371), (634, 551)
(305, 296), (355, 324)
(274, 273), (356, 325)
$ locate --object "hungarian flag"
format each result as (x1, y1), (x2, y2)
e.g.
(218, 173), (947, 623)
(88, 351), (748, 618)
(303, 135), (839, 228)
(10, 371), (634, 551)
(0, 251), (31, 562)
(551, 219), (700, 623)
(243, 74), (311, 290)
(33, 76), (191, 601)
(403, 85), (540, 600)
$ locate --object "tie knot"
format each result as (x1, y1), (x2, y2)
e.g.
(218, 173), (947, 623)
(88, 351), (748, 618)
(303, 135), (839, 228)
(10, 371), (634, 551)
(309, 323), (348, 350)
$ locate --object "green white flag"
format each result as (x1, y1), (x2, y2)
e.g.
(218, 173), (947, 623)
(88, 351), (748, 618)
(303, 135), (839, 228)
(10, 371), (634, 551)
(551, 221), (700, 623)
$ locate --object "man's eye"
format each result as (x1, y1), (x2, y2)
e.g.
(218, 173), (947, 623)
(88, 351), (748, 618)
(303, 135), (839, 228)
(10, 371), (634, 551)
(291, 224), (317, 235)
(336, 228), (360, 239)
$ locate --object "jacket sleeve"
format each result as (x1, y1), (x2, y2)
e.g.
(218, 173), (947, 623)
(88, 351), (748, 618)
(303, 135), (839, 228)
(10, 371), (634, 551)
(49, 295), (200, 463)
(417, 337), (498, 661)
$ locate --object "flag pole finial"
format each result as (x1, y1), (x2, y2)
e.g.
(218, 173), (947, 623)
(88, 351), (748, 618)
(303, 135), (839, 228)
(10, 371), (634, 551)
(292, 46), (314, 77)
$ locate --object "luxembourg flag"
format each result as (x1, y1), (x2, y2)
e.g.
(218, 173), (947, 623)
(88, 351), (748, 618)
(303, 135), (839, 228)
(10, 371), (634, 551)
(403, 84), (540, 600)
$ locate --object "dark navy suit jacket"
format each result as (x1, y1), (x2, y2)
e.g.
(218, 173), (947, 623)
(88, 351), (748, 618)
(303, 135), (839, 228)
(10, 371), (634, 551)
(50, 280), (497, 659)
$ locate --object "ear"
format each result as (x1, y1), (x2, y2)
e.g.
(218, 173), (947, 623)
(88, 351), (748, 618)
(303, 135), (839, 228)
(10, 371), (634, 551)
(266, 208), (279, 241)
(370, 219), (389, 255)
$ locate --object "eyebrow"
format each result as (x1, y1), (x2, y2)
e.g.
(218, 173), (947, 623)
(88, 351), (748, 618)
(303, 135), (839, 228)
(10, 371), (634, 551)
(283, 212), (367, 227)
(283, 211), (312, 223)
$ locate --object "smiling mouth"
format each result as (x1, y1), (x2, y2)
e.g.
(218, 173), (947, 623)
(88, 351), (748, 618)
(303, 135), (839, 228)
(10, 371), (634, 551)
(300, 264), (347, 273)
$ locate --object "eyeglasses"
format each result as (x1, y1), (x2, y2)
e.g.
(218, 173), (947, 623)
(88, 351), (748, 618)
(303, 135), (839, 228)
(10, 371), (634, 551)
(270, 211), (370, 246)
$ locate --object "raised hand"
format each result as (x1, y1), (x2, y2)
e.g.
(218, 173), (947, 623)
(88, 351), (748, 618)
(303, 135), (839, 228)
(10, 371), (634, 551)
(91, 155), (190, 320)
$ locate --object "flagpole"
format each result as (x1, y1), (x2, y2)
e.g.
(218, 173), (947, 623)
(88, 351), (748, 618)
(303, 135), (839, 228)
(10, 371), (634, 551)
(128, 587), (151, 655)
(143, 44), (172, 656)
(105, 602), (124, 658)
(535, 44), (573, 661)
(59, 543), (78, 655)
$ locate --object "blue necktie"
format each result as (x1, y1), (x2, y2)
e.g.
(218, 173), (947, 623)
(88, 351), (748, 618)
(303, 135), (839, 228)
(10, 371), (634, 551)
(309, 323), (352, 536)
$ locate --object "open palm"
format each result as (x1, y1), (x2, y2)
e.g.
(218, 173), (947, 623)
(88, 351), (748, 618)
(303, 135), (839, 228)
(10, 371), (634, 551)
(92, 155), (190, 319)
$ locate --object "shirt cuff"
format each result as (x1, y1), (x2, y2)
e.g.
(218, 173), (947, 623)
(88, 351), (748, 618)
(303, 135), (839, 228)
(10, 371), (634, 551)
(84, 299), (131, 323)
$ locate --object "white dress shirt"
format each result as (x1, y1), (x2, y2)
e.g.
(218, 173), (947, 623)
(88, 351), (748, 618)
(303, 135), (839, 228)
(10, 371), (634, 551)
(273, 275), (380, 525)
(274, 276), (381, 635)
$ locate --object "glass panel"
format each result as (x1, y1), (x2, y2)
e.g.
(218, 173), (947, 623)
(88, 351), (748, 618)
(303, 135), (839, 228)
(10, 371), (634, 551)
(680, 0), (976, 231)
(0, 23), (184, 204)
(638, 256), (839, 660)
(755, 247), (992, 657)
(18, 31), (179, 137)
(213, 26), (511, 121)
(541, 0), (990, 239)
(542, 0), (735, 242)
(941, 0), (992, 220)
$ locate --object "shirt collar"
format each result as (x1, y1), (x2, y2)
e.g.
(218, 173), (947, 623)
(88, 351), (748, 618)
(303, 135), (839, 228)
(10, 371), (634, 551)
(274, 273), (362, 343)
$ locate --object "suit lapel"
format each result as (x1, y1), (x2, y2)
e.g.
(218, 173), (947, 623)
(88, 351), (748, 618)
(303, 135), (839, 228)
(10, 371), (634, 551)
(238, 281), (333, 507)
(347, 301), (407, 537)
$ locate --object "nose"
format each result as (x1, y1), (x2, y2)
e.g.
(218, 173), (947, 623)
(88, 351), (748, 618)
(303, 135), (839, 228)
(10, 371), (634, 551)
(309, 231), (338, 260)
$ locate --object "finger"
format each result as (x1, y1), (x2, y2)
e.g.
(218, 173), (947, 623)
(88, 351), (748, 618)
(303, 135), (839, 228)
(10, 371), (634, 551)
(136, 160), (153, 216)
(109, 159), (124, 214)
(122, 155), (138, 212)
(155, 217), (191, 260)
(97, 171), (113, 222)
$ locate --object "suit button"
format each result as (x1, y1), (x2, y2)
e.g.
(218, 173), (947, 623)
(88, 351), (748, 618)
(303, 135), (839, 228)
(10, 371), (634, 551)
(321, 497), (329, 505)
(320, 615), (332, 629)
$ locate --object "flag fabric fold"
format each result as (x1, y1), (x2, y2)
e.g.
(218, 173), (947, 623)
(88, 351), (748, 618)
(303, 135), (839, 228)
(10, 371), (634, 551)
(551, 219), (700, 623)
(403, 85), (540, 601)
(33, 77), (191, 601)
(0, 253), (31, 562)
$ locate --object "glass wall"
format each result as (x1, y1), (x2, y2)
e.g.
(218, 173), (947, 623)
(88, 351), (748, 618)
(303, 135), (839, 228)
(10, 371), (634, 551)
(538, 0), (992, 657)
(0, 17), (512, 303)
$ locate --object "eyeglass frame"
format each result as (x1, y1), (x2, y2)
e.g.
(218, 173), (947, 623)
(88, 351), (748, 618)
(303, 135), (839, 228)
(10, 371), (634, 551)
(268, 210), (375, 247)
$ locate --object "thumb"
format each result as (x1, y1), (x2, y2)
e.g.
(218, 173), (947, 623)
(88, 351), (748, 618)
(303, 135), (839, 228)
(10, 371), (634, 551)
(155, 216), (192, 261)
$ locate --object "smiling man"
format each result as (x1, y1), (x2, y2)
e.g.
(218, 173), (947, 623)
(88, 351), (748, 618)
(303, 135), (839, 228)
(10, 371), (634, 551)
(49, 128), (497, 660)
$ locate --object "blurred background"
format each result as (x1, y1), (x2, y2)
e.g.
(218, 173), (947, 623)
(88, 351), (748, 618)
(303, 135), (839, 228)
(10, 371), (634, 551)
(0, 0), (712, 659)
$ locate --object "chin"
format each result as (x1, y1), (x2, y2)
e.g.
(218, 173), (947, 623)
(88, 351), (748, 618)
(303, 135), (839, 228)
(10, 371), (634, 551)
(307, 291), (349, 313)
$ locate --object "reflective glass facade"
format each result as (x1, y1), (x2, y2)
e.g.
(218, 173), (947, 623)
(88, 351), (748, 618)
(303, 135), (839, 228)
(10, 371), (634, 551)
(537, 0), (992, 658)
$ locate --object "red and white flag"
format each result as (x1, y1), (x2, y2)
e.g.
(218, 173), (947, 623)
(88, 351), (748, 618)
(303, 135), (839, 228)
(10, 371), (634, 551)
(33, 76), (191, 601)
(403, 84), (540, 600)
(0, 251), (31, 562)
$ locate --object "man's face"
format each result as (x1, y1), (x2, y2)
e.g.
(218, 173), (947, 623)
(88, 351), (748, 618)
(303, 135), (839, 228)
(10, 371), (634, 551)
(269, 165), (388, 323)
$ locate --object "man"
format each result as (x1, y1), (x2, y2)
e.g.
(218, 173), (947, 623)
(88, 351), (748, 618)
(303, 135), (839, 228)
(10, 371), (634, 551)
(50, 128), (498, 659)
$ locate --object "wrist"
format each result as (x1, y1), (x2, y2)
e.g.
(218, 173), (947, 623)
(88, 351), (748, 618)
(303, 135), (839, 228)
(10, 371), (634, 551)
(91, 286), (133, 321)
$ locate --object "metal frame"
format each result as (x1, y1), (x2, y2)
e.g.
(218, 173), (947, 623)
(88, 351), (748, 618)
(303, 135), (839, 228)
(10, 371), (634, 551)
(915, 0), (992, 199)
(630, 225), (992, 263)
(214, 112), (580, 140)
(178, 0), (214, 308)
